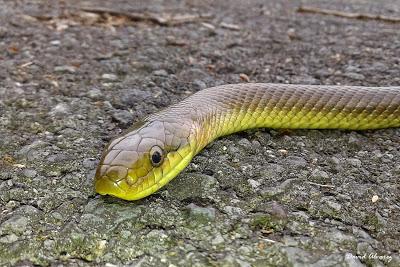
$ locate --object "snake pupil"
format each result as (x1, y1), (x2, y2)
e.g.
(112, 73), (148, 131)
(150, 145), (164, 166)
(152, 151), (161, 164)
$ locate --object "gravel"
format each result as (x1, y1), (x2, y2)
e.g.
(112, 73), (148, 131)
(0, 0), (399, 266)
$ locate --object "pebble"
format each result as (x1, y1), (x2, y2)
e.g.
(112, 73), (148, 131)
(83, 158), (98, 169)
(80, 214), (106, 227)
(0, 26), (7, 38)
(310, 169), (330, 180)
(44, 239), (55, 249)
(17, 140), (47, 159)
(112, 109), (132, 125)
(50, 103), (70, 116)
(344, 72), (365, 81)
(347, 158), (362, 167)
(371, 62), (388, 72)
(54, 65), (77, 73)
(329, 156), (340, 165)
(0, 215), (29, 235)
(211, 233), (224, 245)
(236, 259), (251, 267)
(186, 203), (216, 221)
(120, 89), (152, 107)
(5, 200), (17, 209)
(120, 230), (132, 239)
(248, 179), (261, 190)
(0, 234), (18, 244)
(101, 73), (118, 81)
(348, 134), (362, 146)
(152, 69), (168, 77)
(285, 156), (307, 168)
(238, 138), (252, 148)
(223, 206), (244, 217)
(192, 80), (207, 90)
(265, 201), (288, 219)
(50, 40), (60, 46)
(23, 168), (37, 178)
(326, 200), (342, 211)
(16, 205), (40, 216)
(87, 88), (103, 100)
(51, 212), (63, 221)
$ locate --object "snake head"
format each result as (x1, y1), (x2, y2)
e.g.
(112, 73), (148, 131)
(94, 120), (196, 200)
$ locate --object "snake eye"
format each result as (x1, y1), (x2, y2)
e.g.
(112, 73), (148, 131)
(150, 145), (164, 166)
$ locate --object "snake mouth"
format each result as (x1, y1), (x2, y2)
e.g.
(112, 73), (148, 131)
(94, 163), (158, 200)
(95, 175), (127, 199)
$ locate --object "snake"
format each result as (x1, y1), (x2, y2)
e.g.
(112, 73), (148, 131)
(94, 83), (400, 201)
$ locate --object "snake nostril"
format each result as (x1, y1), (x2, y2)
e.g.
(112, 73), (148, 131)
(104, 166), (128, 182)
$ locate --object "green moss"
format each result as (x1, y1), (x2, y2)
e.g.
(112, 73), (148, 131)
(250, 214), (286, 232)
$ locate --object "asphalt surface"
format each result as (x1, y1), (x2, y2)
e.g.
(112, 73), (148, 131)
(0, 0), (399, 266)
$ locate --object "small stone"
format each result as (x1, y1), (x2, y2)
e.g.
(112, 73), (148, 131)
(111, 109), (132, 125)
(236, 259), (251, 267)
(348, 135), (361, 146)
(16, 205), (40, 216)
(23, 169), (37, 178)
(325, 199), (342, 211)
(50, 103), (70, 116)
(186, 203), (216, 221)
(278, 149), (288, 155)
(223, 206), (244, 217)
(330, 157), (340, 165)
(211, 233), (224, 245)
(248, 179), (261, 190)
(51, 212), (63, 221)
(87, 88), (103, 100)
(5, 201), (17, 209)
(0, 215), (29, 235)
(348, 158), (362, 167)
(152, 69), (168, 76)
(192, 80), (206, 90)
(44, 239), (55, 249)
(83, 158), (98, 169)
(344, 72), (365, 81)
(50, 40), (60, 46)
(120, 230), (132, 239)
(285, 156), (307, 168)
(54, 65), (77, 73)
(238, 138), (252, 148)
(310, 169), (330, 180)
(101, 73), (118, 81)
(80, 214), (105, 228)
(371, 62), (388, 72)
(0, 234), (18, 244)
(239, 73), (250, 82)
(371, 195), (379, 203)
(0, 26), (8, 38)
(287, 28), (296, 39)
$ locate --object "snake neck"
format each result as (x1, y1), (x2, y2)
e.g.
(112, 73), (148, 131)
(184, 83), (400, 153)
(155, 83), (400, 155)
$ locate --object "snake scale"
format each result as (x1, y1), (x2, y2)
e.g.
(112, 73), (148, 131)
(94, 83), (400, 200)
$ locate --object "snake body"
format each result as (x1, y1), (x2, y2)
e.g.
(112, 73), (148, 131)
(95, 83), (400, 200)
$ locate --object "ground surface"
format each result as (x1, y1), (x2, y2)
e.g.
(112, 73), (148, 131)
(0, 0), (399, 266)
